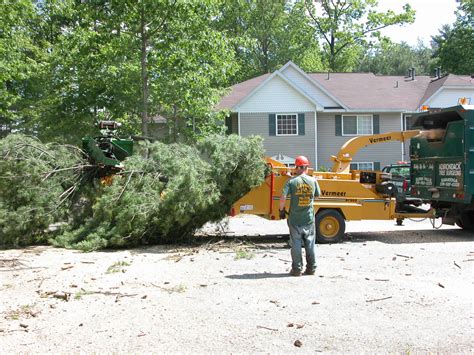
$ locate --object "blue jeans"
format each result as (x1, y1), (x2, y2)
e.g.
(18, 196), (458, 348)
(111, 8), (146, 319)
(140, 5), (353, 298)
(288, 222), (316, 272)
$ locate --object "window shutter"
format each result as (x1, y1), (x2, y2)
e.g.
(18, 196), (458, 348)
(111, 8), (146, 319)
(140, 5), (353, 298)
(374, 162), (380, 171)
(335, 115), (342, 136)
(225, 116), (232, 134)
(269, 114), (276, 136)
(298, 113), (305, 135)
(373, 114), (380, 134)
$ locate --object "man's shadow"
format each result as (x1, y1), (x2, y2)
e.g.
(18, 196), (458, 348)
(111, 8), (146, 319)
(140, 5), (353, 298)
(225, 272), (289, 280)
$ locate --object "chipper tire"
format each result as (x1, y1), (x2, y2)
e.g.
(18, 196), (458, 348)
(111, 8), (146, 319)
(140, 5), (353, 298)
(315, 209), (345, 244)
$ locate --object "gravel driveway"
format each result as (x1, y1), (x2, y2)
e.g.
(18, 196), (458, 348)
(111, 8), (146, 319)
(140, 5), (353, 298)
(1, 216), (472, 353)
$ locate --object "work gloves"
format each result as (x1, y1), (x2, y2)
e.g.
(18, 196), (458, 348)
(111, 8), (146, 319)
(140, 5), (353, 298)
(279, 208), (287, 219)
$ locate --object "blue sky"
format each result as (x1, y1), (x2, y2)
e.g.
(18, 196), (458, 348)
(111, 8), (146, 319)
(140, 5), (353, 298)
(377, 0), (458, 46)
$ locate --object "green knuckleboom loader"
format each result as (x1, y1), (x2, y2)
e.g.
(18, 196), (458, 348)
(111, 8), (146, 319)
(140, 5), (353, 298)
(81, 121), (134, 178)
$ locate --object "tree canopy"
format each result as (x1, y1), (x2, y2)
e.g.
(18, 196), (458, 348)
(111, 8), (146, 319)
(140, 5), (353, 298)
(1, 0), (236, 143)
(213, 0), (323, 83)
(357, 39), (436, 75)
(0, 0), (470, 142)
(304, 0), (415, 71)
(431, 1), (473, 75)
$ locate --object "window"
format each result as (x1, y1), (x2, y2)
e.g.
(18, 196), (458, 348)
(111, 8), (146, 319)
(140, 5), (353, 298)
(342, 115), (373, 135)
(0, 122), (10, 138)
(389, 166), (410, 177)
(350, 162), (374, 171)
(276, 114), (298, 136)
(404, 114), (419, 131)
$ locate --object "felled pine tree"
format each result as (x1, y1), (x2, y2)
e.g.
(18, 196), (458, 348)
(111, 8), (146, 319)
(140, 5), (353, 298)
(54, 134), (266, 251)
(0, 134), (87, 246)
(0, 133), (266, 251)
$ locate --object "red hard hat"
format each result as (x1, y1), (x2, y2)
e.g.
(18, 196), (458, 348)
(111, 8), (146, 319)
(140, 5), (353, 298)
(294, 155), (310, 167)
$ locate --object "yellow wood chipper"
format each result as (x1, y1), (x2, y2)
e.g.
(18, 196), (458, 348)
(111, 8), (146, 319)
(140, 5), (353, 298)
(231, 130), (435, 243)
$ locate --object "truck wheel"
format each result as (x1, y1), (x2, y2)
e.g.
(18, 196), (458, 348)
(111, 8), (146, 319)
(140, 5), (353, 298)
(315, 210), (345, 244)
(456, 211), (474, 231)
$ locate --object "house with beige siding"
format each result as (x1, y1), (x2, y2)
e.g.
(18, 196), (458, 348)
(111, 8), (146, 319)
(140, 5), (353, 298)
(218, 61), (474, 170)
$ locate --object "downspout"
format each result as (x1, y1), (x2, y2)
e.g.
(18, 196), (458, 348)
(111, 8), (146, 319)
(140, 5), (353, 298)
(314, 108), (318, 170)
(400, 112), (405, 161)
(238, 111), (241, 136)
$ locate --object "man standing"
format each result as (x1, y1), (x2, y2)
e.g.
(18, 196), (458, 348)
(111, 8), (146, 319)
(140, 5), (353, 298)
(279, 156), (320, 276)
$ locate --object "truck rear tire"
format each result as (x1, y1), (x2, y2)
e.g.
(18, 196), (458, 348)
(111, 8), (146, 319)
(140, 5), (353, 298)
(456, 211), (474, 231)
(315, 209), (345, 244)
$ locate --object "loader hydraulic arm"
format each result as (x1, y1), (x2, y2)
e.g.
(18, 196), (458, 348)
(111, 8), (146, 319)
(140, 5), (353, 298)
(330, 130), (420, 173)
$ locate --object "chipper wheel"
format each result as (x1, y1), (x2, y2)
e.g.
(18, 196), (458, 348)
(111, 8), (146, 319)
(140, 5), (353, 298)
(315, 209), (346, 244)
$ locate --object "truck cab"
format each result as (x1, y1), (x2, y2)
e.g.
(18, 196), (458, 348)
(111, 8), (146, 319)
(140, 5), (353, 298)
(382, 162), (411, 195)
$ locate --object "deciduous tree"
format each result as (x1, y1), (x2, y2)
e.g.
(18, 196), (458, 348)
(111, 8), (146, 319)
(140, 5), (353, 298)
(304, 0), (415, 71)
(214, 0), (323, 83)
(0, 0), (45, 136)
(357, 39), (436, 75)
(432, 1), (473, 75)
(2, 1), (236, 142)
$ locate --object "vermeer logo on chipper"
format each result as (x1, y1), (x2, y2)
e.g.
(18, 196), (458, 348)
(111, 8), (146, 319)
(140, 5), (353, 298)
(321, 190), (347, 197)
(369, 136), (392, 144)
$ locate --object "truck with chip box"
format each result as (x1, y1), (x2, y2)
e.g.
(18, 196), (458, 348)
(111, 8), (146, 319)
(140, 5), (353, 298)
(409, 105), (473, 230)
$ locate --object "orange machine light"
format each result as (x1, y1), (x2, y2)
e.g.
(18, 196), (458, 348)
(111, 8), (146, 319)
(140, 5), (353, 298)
(458, 97), (471, 105)
(100, 175), (114, 186)
(420, 105), (430, 111)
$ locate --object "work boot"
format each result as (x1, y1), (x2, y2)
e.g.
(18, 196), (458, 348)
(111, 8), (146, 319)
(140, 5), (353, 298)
(290, 269), (302, 277)
(304, 269), (315, 276)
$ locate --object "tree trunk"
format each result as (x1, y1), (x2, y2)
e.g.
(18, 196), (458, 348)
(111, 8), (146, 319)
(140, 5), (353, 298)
(173, 104), (177, 143)
(329, 33), (336, 71)
(140, 6), (149, 137)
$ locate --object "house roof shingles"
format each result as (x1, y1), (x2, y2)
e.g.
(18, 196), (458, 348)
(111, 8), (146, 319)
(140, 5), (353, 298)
(418, 75), (474, 106)
(309, 73), (431, 110)
(219, 69), (474, 112)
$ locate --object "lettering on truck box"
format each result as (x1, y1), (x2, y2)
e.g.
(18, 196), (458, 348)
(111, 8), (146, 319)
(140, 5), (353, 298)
(439, 161), (463, 188)
(415, 176), (433, 186)
(413, 162), (434, 170)
(413, 161), (435, 186)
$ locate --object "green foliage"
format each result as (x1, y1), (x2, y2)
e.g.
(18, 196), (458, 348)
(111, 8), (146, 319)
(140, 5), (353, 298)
(215, 0), (323, 83)
(0, 0), (46, 136)
(357, 40), (437, 75)
(196, 134), (267, 218)
(234, 248), (255, 260)
(0, 133), (265, 251)
(74, 289), (95, 300)
(106, 261), (131, 274)
(304, 0), (415, 71)
(57, 134), (264, 251)
(1, 0), (469, 143)
(431, 2), (473, 75)
(1, 1), (236, 143)
(0, 134), (86, 246)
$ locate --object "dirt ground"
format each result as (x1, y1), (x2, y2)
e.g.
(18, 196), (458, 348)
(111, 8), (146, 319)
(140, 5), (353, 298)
(1, 216), (473, 353)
